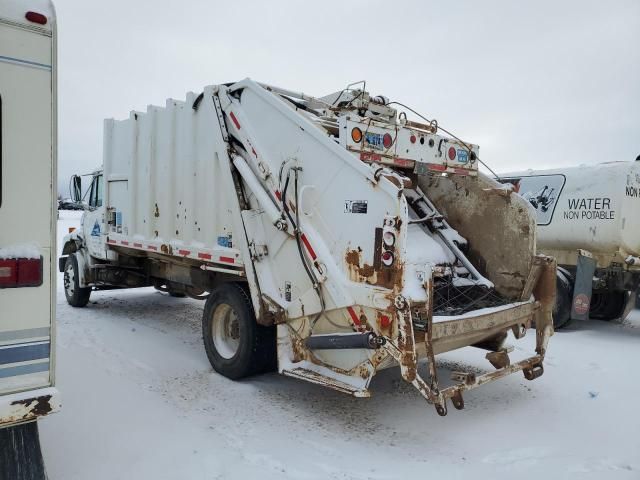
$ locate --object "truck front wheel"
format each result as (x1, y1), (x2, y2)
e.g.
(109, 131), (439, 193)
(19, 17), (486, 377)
(63, 253), (91, 307)
(202, 283), (275, 379)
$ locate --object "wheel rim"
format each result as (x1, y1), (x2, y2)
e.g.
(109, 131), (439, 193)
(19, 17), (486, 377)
(211, 303), (241, 359)
(64, 262), (75, 297)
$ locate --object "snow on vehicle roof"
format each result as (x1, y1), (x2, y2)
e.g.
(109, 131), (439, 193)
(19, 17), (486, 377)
(0, 0), (55, 32)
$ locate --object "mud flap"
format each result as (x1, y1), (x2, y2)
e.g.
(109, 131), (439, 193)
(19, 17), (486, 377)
(571, 250), (596, 321)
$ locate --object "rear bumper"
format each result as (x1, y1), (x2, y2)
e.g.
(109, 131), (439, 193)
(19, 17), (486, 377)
(0, 387), (61, 427)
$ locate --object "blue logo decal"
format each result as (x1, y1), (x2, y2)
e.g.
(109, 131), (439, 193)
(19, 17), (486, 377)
(457, 149), (469, 164)
(364, 132), (383, 150)
(91, 221), (101, 236)
(217, 236), (229, 247)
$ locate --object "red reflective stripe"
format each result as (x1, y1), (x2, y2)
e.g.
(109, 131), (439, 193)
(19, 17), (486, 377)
(428, 164), (447, 172)
(133, 243), (143, 248)
(178, 249), (190, 256)
(148, 245), (158, 251)
(229, 112), (241, 130)
(219, 256), (234, 264)
(360, 152), (382, 162)
(347, 307), (361, 326)
(107, 239), (116, 244)
(300, 234), (317, 260)
(393, 157), (414, 167)
(121, 240), (129, 245)
(198, 252), (212, 260)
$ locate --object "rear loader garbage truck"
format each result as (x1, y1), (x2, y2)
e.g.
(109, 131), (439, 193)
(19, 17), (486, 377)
(501, 160), (640, 328)
(60, 79), (555, 415)
(1, 1), (61, 478)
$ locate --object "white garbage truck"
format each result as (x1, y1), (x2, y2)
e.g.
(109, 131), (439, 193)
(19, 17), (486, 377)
(60, 79), (555, 415)
(501, 160), (640, 328)
(0, 1), (61, 477)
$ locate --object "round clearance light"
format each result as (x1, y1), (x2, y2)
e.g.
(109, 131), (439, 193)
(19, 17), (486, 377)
(382, 231), (396, 247)
(381, 251), (394, 267)
(448, 146), (457, 160)
(383, 133), (393, 149)
(351, 127), (363, 143)
(410, 135), (416, 144)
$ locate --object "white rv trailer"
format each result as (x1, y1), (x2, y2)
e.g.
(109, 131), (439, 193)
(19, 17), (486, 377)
(0, 1), (61, 476)
(501, 160), (640, 327)
(61, 80), (555, 416)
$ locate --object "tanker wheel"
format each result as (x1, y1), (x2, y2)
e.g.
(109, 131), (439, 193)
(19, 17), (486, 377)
(63, 253), (91, 308)
(552, 270), (573, 329)
(589, 290), (629, 321)
(202, 283), (276, 379)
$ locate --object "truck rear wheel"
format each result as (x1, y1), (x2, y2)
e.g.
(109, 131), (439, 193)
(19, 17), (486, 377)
(63, 253), (91, 307)
(552, 270), (573, 329)
(590, 290), (629, 321)
(202, 283), (276, 379)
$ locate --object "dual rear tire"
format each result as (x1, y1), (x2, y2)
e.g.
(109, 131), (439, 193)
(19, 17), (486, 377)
(202, 283), (276, 379)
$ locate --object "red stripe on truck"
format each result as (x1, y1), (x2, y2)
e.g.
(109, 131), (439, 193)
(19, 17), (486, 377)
(133, 243), (142, 248)
(347, 306), (361, 326)
(121, 240), (129, 245)
(178, 249), (190, 256)
(148, 245), (158, 251)
(229, 112), (241, 130)
(198, 252), (212, 260)
(300, 234), (317, 260)
(219, 256), (234, 264)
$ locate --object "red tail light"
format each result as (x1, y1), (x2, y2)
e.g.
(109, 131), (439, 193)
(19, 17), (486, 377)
(383, 133), (393, 149)
(0, 257), (43, 288)
(25, 11), (48, 25)
(448, 146), (457, 161)
(381, 251), (394, 267)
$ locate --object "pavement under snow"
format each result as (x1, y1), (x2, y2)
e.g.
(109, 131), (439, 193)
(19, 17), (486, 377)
(40, 211), (640, 479)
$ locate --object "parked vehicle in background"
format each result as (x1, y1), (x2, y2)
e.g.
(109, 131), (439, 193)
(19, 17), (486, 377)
(0, 2), (61, 478)
(501, 159), (640, 328)
(61, 79), (555, 416)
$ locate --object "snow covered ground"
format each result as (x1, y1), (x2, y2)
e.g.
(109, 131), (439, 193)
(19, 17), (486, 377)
(40, 211), (640, 479)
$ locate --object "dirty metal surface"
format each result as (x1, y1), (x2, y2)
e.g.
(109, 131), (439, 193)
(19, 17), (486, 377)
(0, 387), (61, 427)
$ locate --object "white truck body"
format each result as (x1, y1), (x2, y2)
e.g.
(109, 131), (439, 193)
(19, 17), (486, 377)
(501, 161), (640, 324)
(63, 80), (555, 415)
(0, 0), (60, 427)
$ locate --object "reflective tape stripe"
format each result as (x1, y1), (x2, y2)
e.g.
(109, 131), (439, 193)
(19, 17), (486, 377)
(0, 342), (50, 365)
(0, 327), (50, 343)
(0, 362), (49, 379)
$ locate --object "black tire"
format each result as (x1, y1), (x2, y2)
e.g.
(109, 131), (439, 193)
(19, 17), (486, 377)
(168, 291), (186, 298)
(63, 253), (91, 307)
(0, 422), (47, 480)
(552, 270), (573, 329)
(202, 283), (276, 379)
(589, 290), (629, 321)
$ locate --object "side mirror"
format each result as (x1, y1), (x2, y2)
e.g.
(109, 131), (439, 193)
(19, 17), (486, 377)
(70, 175), (82, 203)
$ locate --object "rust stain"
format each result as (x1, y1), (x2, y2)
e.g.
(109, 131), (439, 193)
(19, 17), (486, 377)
(9, 395), (53, 419)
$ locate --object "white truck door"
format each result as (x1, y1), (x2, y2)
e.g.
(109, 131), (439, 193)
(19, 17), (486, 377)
(82, 174), (107, 260)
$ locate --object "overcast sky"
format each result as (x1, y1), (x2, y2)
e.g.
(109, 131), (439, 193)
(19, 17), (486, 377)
(54, 0), (639, 195)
